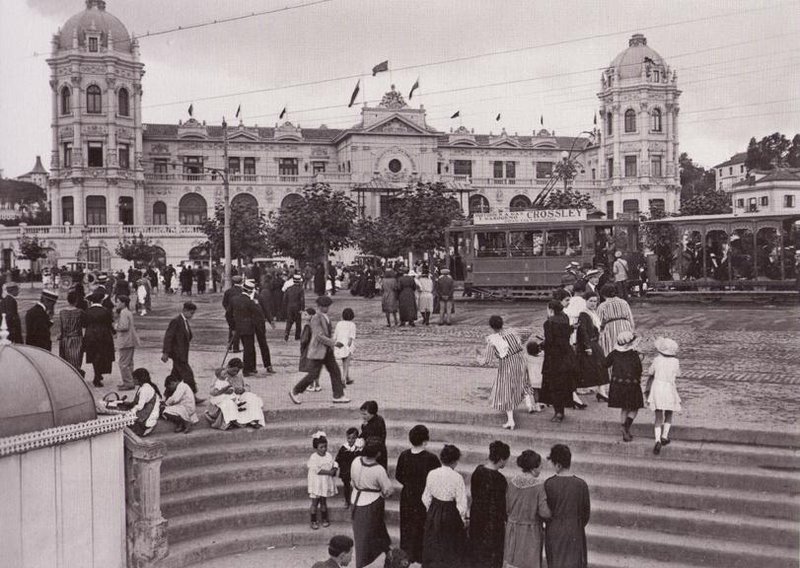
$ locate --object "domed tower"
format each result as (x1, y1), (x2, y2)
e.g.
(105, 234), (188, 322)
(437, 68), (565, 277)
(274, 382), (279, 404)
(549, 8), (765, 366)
(47, 0), (145, 227)
(597, 34), (681, 217)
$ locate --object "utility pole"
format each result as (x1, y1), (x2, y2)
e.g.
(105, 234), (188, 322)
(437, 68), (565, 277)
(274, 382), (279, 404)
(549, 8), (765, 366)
(222, 117), (232, 291)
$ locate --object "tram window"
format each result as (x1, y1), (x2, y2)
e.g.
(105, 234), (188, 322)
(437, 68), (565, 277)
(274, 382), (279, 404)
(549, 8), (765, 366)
(475, 232), (508, 257)
(545, 229), (582, 257)
(508, 230), (544, 257)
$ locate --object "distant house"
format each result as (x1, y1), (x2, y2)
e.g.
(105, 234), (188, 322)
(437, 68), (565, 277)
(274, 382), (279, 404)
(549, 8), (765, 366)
(16, 156), (49, 190)
(0, 178), (47, 224)
(713, 152), (748, 193)
(730, 168), (800, 214)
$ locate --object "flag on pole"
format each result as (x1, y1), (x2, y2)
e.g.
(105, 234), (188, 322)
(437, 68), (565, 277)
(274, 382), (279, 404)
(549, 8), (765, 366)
(450, 110), (460, 119)
(279, 107), (287, 119)
(235, 104), (241, 119)
(371, 60), (389, 76)
(496, 113), (501, 121)
(540, 115), (544, 126)
(348, 80), (361, 108)
(409, 78), (420, 99)
(188, 103), (194, 117)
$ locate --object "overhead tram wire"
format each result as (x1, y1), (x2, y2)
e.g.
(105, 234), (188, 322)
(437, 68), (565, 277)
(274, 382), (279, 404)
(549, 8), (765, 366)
(140, 3), (798, 110)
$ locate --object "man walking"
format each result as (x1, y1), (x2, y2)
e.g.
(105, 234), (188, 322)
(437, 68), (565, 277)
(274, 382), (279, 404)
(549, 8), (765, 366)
(114, 295), (139, 390)
(26, 289), (58, 350)
(223, 275), (243, 353)
(162, 301), (203, 402)
(289, 295), (350, 404)
(283, 274), (305, 341)
(613, 251), (630, 300)
(231, 280), (258, 376)
(436, 268), (455, 325)
(0, 282), (23, 343)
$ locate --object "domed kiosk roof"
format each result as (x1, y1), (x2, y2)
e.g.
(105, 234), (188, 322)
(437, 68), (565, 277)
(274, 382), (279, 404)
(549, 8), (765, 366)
(610, 34), (664, 80)
(58, 0), (132, 54)
(0, 319), (96, 439)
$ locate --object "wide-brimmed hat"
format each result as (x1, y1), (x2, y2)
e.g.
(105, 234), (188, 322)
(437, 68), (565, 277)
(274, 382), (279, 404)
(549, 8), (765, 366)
(292, 274), (302, 282)
(615, 331), (638, 351)
(96, 273), (108, 284)
(654, 337), (679, 357)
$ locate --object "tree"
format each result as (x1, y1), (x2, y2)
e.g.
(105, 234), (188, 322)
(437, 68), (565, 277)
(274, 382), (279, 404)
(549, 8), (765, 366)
(393, 182), (464, 258)
(116, 233), (161, 266)
(745, 132), (798, 171)
(679, 152), (715, 202)
(353, 215), (405, 260)
(541, 187), (595, 210)
(267, 183), (357, 282)
(201, 198), (272, 263)
(17, 235), (47, 260)
(679, 187), (732, 216)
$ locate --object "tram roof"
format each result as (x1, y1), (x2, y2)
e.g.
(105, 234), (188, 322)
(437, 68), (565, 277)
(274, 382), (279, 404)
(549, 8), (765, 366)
(643, 211), (800, 224)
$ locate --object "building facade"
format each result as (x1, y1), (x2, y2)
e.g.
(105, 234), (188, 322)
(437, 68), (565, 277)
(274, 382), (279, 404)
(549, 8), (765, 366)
(714, 152), (748, 192)
(730, 168), (800, 214)
(1, 1), (682, 271)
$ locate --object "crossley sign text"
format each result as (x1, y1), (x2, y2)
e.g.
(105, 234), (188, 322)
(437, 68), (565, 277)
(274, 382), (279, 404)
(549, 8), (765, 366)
(473, 208), (588, 225)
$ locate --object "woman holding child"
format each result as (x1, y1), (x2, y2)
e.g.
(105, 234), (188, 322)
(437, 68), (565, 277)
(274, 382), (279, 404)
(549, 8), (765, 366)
(206, 358), (266, 430)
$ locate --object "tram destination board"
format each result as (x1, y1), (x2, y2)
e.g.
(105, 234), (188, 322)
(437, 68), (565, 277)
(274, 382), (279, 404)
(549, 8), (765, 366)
(473, 208), (588, 225)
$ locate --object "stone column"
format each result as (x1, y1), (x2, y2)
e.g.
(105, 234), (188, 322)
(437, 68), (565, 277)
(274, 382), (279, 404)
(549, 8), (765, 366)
(124, 429), (168, 568)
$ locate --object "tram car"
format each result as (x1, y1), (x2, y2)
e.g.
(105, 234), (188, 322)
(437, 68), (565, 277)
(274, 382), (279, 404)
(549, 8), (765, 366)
(444, 209), (800, 298)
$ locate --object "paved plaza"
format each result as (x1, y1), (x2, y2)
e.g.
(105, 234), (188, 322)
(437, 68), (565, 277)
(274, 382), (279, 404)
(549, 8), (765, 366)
(11, 286), (800, 431)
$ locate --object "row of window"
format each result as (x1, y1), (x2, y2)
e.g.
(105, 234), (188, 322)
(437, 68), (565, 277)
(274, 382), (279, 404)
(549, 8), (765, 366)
(719, 165), (746, 177)
(605, 156), (663, 178)
(60, 86), (130, 116)
(735, 195), (795, 210)
(607, 108), (663, 135)
(152, 157), (330, 177)
(62, 142), (130, 168)
(443, 160), (573, 179)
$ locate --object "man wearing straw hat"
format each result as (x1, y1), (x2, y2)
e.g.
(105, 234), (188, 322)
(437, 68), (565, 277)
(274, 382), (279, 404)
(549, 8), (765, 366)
(25, 289), (58, 351)
(231, 279), (259, 376)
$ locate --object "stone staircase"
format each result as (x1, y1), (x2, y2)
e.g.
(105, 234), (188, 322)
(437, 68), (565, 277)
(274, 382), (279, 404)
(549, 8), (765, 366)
(152, 408), (800, 568)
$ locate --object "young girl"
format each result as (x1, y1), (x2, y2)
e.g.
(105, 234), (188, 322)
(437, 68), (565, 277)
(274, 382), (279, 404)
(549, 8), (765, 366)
(334, 427), (363, 509)
(524, 339), (545, 413)
(605, 330), (643, 442)
(334, 308), (357, 385)
(162, 374), (199, 434)
(646, 337), (682, 455)
(308, 431), (338, 530)
(119, 368), (162, 437)
(299, 308), (321, 392)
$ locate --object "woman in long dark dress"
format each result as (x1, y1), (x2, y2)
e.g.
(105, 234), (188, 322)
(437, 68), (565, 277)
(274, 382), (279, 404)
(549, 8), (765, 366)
(576, 292), (609, 399)
(58, 289), (85, 376)
(544, 444), (590, 568)
(83, 290), (115, 387)
(469, 440), (510, 568)
(395, 424), (441, 563)
(422, 444), (468, 568)
(397, 268), (418, 326)
(540, 299), (578, 422)
(350, 441), (393, 568)
(359, 400), (388, 470)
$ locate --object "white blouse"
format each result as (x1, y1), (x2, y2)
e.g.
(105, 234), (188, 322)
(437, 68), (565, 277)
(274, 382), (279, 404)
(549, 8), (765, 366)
(422, 466), (468, 519)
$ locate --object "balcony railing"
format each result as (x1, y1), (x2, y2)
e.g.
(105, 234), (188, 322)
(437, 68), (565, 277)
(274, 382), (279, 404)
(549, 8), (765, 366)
(144, 172), (353, 184)
(1, 224), (205, 239)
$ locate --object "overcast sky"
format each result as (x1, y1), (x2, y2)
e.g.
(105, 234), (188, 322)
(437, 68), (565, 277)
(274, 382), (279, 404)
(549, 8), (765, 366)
(1, 0), (798, 178)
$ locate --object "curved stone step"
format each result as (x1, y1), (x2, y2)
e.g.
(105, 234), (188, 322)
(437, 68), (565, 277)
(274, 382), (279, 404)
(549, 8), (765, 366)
(164, 496), (798, 551)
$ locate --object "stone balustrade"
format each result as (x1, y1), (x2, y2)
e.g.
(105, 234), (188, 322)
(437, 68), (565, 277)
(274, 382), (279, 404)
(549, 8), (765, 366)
(0, 224), (205, 239)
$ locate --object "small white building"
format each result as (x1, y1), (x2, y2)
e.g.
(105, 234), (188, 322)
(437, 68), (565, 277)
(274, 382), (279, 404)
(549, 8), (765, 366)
(730, 168), (800, 214)
(714, 152), (748, 192)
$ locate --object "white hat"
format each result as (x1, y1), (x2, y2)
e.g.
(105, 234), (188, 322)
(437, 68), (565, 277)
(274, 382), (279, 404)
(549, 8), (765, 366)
(615, 331), (638, 352)
(654, 337), (678, 357)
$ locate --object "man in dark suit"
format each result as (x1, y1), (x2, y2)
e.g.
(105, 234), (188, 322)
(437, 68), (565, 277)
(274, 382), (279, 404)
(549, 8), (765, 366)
(312, 535), (353, 568)
(222, 275), (243, 352)
(252, 284), (276, 374)
(25, 289), (58, 350)
(93, 273), (115, 314)
(282, 274), (305, 341)
(289, 295), (350, 404)
(0, 282), (23, 343)
(231, 280), (258, 376)
(162, 301), (203, 401)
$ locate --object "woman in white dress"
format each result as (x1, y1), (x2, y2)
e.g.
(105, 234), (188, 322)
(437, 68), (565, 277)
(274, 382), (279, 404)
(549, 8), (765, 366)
(120, 368), (162, 437)
(416, 270), (435, 325)
(477, 315), (527, 430)
(206, 358), (265, 430)
(422, 444), (468, 568)
(162, 374), (199, 433)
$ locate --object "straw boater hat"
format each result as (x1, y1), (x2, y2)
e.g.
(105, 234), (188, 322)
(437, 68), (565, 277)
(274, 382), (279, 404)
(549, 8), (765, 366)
(585, 268), (602, 279)
(440, 268), (451, 275)
(292, 274), (302, 282)
(615, 331), (638, 352)
(654, 337), (679, 357)
(242, 279), (256, 294)
(41, 289), (59, 302)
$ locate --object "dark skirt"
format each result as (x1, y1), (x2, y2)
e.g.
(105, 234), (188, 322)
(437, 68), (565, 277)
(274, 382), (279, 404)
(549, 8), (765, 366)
(607, 382), (644, 410)
(399, 489), (427, 562)
(423, 498), (466, 568)
(576, 342), (608, 388)
(352, 497), (391, 568)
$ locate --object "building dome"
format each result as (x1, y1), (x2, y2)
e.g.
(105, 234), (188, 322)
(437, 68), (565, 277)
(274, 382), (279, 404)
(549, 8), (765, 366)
(58, 0), (132, 54)
(0, 328), (97, 438)
(609, 34), (664, 80)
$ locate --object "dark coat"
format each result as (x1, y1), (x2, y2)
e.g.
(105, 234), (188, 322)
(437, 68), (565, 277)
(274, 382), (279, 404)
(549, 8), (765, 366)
(83, 305), (115, 372)
(231, 293), (256, 335)
(283, 283), (305, 313)
(397, 275), (417, 322)
(25, 303), (52, 350)
(540, 314), (578, 408)
(0, 294), (23, 343)
(576, 312), (608, 388)
(163, 314), (192, 362)
(223, 285), (242, 326)
(257, 288), (274, 324)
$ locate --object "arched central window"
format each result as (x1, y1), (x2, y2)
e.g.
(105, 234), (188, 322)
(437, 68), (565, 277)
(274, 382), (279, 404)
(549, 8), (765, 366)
(651, 108), (662, 132)
(60, 86), (71, 115)
(118, 88), (130, 117)
(153, 201), (167, 225)
(469, 194), (490, 215)
(179, 193), (207, 225)
(624, 109), (637, 133)
(509, 195), (531, 211)
(87, 85), (102, 114)
(232, 192), (259, 211)
(281, 193), (303, 210)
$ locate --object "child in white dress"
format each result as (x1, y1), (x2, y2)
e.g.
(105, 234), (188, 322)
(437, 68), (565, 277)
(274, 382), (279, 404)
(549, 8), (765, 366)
(646, 337), (682, 455)
(524, 340), (545, 412)
(333, 308), (357, 385)
(308, 431), (338, 530)
(162, 374), (199, 433)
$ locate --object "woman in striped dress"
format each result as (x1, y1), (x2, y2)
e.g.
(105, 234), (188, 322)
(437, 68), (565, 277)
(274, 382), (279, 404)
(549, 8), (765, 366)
(478, 315), (527, 430)
(596, 283), (635, 360)
(58, 290), (85, 376)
